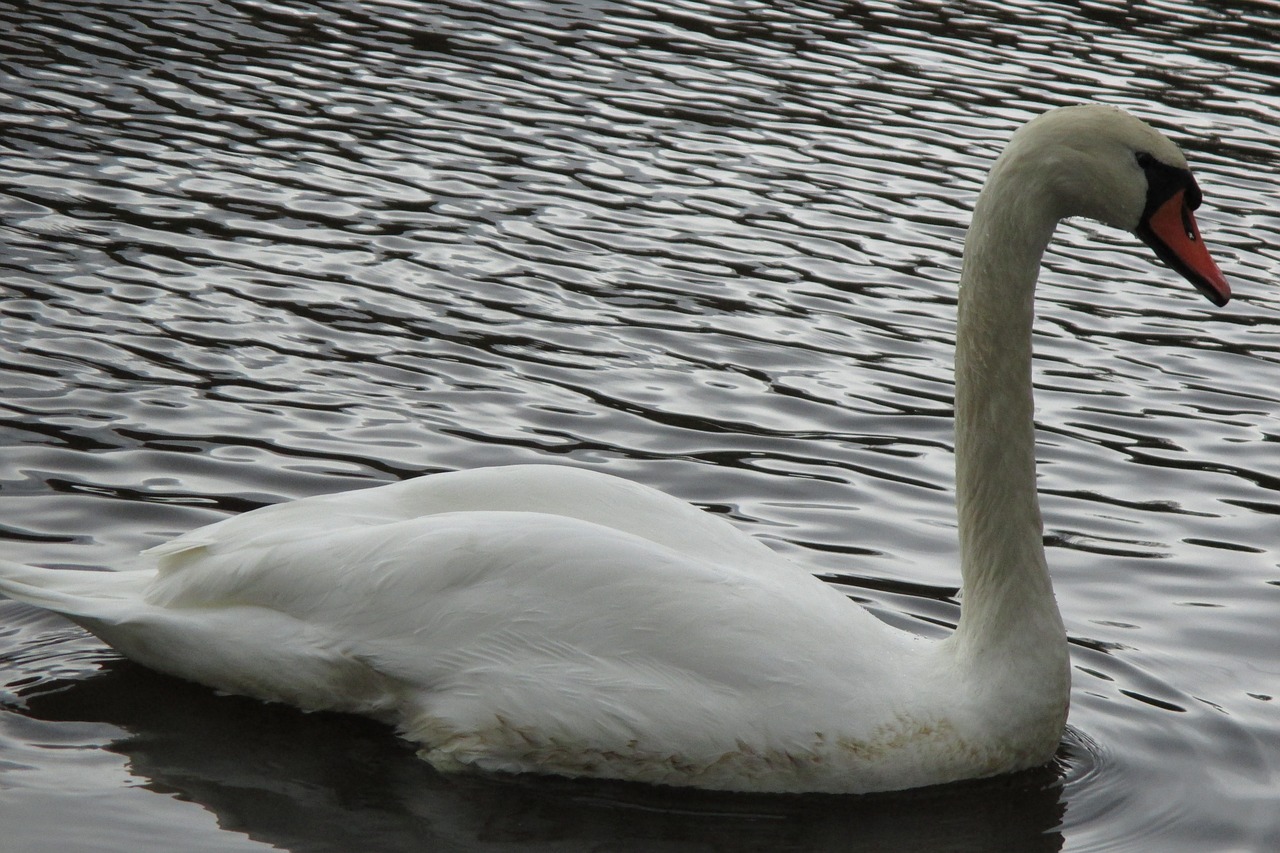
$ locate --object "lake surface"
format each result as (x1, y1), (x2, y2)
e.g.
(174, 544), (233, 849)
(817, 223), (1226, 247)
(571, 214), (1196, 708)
(2, 0), (1278, 850)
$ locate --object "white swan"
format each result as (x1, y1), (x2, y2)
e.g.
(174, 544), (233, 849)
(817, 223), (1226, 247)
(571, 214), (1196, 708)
(0, 106), (1231, 794)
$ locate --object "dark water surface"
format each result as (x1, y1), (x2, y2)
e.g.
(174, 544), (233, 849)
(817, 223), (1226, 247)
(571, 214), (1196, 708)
(2, 1), (1278, 850)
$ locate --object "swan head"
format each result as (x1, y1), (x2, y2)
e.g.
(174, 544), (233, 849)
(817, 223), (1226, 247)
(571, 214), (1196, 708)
(1004, 105), (1231, 306)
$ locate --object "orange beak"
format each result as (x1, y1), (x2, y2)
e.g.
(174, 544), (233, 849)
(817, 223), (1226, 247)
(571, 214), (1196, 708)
(1137, 189), (1231, 307)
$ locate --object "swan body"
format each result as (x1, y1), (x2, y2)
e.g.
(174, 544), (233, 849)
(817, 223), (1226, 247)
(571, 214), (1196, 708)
(0, 106), (1231, 794)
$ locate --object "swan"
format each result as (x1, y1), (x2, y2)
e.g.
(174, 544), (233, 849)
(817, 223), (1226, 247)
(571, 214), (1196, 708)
(0, 105), (1231, 794)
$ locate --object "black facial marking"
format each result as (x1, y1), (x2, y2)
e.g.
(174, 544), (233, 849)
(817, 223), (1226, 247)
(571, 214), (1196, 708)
(1135, 150), (1202, 218)
(1133, 151), (1223, 304)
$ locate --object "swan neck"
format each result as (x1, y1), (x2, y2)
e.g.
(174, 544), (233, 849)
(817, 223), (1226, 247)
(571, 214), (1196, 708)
(952, 158), (1064, 654)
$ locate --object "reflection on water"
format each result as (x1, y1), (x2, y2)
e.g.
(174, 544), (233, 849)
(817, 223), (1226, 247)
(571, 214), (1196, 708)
(2, 0), (1279, 851)
(14, 657), (1068, 853)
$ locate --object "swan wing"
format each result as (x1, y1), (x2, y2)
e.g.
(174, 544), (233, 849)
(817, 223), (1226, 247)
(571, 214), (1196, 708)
(4, 466), (938, 791)
(131, 510), (914, 780)
(143, 465), (781, 575)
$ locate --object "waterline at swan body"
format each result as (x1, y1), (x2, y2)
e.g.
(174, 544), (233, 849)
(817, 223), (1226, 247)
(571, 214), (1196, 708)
(0, 106), (1232, 794)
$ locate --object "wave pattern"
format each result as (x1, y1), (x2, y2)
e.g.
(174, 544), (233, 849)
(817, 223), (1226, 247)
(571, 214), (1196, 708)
(1, 1), (1278, 851)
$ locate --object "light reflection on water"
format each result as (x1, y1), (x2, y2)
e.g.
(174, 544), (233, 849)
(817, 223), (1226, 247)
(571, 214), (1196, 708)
(2, 1), (1278, 851)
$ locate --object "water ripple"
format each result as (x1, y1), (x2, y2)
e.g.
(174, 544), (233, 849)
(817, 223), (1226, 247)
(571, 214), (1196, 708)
(2, 0), (1279, 850)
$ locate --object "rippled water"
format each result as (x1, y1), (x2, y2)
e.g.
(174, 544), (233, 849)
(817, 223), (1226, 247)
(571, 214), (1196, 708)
(2, 0), (1278, 850)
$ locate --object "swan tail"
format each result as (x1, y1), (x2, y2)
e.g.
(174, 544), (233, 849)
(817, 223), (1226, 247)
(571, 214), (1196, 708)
(0, 559), (149, 626)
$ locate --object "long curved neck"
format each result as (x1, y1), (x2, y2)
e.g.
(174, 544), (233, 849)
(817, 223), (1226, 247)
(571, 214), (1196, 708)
(950, 155), (1067, 663)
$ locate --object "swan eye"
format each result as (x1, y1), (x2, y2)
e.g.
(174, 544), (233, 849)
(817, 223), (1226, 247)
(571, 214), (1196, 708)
(1181, 204), (1198, 242)
(1135, 151), (1155, 168)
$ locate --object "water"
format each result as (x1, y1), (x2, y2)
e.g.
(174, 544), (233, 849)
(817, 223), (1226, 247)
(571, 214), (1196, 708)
(1, 0), (1277, 849)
